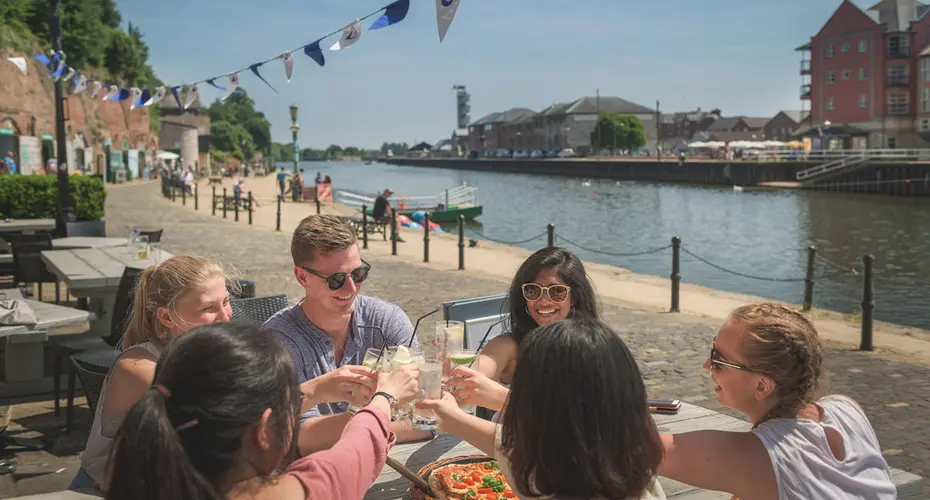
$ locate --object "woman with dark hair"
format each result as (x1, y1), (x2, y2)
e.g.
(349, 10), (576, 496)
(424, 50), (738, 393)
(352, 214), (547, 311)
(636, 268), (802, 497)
(105, 322), (421, 500)
(450, 247), (599, 413)
(419, 319), (665, 499)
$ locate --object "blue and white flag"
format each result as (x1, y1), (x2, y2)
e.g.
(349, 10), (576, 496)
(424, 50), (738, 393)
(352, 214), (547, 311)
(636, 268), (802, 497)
(103, 85), (119, 101)
(435, 0), (461, 42)
(370, 0), (410, 30)
(129, 88), (143, 109)
(280, 51), (295, 82)
(144, 86), (166, 106)
(330, 20), (362, 50)
(62, 67), (75, 85)
(303, 41), (325, 67)
(112, 88), (131, 102)
(91, 81), (104, 98)
(221, 72), (239, 101)
(250, 63), (277, 92)
(135, 88), (152, 108)
(33, 53), (50, 69)
(72, 74), (87, 94)
(184, 83), (200, 109)
(6, 57), (27, 75)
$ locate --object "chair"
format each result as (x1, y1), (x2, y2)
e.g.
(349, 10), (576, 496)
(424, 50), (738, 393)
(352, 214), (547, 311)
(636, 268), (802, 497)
(231, 295), (289, 325)
(69, 350), (120, 418)
(53, 266), (142, 427)
(138, 228), (163, 243)
(9, 233), (60, 302)
(65, 220), (107, 237)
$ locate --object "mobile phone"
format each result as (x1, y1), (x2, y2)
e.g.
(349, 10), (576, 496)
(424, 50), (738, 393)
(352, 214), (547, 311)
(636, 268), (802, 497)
(648, 399), (681, 408)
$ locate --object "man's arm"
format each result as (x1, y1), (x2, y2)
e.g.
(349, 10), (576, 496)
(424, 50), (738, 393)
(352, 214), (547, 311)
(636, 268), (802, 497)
(299, 411), (431, 455)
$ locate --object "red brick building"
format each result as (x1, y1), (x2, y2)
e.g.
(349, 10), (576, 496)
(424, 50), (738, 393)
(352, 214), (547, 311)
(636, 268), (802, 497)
(800, 0), (930, 149)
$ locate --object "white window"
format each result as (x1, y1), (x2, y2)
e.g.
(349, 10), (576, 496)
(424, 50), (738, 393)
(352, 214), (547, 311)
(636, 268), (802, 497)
(921, 88), (930, 113)
(859, 39), (867, 52)
(921, 58), (930, 82)
(841, 43), (850, 53)
(859, 94), (868, 108)
(827, 71), (835, 84)
(842, 69), (851, 80)
(888, 93), (909, 115)
(859, 68), (868, 80)
(826, 97), (835, 110)
(920, 119), (930, 131)
(826, 44), (835, 58)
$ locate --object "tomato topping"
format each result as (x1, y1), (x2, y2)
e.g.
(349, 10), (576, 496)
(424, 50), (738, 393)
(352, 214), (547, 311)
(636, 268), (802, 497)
(453, 482), (467, 489)
(464, 478), (475, 486)
(502, 492), (516, 498)
(477, 488), (493, 493)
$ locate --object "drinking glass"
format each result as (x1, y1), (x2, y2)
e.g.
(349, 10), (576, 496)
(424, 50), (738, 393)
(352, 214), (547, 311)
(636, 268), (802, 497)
(136, 235), (149, 260)
(411, 361), (442, 431)
(436, 320), (464, 381)
(386, 345), (424, 421)
(448, 349), (480, 415)
(127, 226), (138, 247)
(347, 347), (387, 414)
(149, 242), (162, 262)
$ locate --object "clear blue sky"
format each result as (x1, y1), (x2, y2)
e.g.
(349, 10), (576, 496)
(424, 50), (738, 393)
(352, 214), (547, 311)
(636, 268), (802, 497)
(113, 0), (858, 149)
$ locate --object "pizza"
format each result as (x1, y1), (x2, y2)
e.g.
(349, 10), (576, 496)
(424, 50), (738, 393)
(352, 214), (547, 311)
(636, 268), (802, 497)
(427, 459), (516, 499)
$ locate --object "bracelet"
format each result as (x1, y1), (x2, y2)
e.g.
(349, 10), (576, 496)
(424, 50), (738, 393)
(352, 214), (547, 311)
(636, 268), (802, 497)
(371, 391), (398, 421)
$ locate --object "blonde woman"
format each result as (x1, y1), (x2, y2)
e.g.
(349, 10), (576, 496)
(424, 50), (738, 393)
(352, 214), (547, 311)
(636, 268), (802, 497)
(660, 302), (896, 500)
(69, 256), (234, 492)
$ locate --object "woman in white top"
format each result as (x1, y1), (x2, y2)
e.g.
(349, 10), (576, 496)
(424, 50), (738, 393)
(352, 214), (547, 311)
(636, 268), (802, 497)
(420, 319), (666, 500)
(68, 255), (233, 493)
(659, 302), (896, 500)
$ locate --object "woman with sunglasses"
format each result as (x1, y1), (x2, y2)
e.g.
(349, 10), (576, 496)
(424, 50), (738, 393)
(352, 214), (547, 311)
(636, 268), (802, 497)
(659, 302), (895, 500)
(449, 247), (599, 415)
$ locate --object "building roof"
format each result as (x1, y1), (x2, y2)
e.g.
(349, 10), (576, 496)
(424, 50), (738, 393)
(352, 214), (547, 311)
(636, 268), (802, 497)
(408, 141), (432, 152)
(709, 131), (759, 143)
(777, 110), (810, 124)
(867, 0), (921, 32)
(496, 108), (536, 123)
(920, 44), (930, 56)
(470, 112), (503, 126)
(743, 117), (769, 129)
(795, 42), (812, 51)
(707, 117), (744, 131)
(562, 95), (654, 115)
(433, 138), (454, 151)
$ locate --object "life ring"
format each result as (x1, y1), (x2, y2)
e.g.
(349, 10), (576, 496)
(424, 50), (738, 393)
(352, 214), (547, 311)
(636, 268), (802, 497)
(398, 196), (408, 210)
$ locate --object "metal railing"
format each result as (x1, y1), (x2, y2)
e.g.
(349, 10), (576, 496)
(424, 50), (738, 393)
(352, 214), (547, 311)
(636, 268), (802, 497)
(762, 148), (930, 163)
(336, 184), (479, 211)
(796, 153), (868, 181)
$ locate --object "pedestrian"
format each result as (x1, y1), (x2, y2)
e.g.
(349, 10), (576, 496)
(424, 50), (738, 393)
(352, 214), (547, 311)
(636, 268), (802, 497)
(2, 152), (16, 175)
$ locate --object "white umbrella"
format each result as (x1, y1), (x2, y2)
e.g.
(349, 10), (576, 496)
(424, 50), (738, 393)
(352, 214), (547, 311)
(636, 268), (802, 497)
(688, 141), (707, 148)
(155, 150), (179, 160)
(762, 140), (786, 148)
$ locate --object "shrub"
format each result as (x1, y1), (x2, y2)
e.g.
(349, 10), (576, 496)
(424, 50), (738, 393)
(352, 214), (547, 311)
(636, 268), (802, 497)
(0, 174), (106, 221)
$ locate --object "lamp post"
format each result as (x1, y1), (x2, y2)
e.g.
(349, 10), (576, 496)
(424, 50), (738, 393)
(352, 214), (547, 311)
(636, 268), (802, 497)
(51, 0), (74, 236)
(289, 105), (300, 174)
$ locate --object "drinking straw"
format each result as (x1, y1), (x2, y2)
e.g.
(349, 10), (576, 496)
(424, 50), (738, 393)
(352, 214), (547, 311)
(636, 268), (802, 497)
(407, 307), (440, 347)
(468, 317), (507, 368)
(356, 325), (387, 362)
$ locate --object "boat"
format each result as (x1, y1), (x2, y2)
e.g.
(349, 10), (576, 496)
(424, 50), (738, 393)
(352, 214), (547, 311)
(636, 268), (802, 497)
(335, 183), (483, 222)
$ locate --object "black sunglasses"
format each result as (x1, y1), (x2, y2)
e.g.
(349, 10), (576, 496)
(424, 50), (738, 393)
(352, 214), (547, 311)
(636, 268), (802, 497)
(300, 259), (371, 291)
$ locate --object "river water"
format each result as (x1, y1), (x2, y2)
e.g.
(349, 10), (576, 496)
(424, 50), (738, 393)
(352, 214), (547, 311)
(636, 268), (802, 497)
(289, 161), (930, 329)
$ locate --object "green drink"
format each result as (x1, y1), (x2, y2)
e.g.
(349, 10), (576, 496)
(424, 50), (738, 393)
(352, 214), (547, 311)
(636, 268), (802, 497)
(449, 349), (479, 414)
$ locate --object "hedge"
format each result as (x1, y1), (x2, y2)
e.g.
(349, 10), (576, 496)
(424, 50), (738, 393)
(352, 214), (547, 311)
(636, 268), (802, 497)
(0, 174), (106, 221)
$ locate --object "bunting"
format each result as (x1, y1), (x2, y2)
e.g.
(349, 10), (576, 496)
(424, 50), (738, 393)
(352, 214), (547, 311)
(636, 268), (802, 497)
(14, 0), (461, 113)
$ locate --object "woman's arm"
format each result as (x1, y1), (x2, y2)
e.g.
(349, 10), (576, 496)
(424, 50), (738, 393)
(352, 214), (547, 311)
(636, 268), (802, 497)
(99, 351), (157, 416)
(476, 336), (517, 381)
(659, 431), (775, 499)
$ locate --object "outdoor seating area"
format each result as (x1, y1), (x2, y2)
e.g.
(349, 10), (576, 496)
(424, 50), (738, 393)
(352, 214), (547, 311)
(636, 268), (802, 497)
(343, 214), (389, 240)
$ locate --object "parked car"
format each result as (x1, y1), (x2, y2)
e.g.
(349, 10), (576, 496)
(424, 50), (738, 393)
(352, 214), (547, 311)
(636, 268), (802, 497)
(557, 148), (576, 158)
(530, 149), (546, 158)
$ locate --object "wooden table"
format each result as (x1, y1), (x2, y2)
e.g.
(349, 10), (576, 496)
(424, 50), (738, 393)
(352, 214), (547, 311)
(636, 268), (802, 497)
(40, 247), (173, 336)
(52, 237), (128, 249)
(0, 219), (56, 234)
(0, 289), (93, 383)
(365, 403), (926, 499)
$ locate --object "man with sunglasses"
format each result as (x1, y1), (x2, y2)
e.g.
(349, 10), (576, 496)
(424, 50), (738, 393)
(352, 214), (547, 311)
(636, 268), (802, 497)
(263, 214), (432, 455)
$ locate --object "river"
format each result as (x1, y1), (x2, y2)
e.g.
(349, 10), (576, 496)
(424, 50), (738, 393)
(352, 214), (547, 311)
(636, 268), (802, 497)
(287, 161), (930, 330)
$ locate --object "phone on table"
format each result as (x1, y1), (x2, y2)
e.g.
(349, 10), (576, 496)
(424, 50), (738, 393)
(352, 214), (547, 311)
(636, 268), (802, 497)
(648, 399), (682, 415)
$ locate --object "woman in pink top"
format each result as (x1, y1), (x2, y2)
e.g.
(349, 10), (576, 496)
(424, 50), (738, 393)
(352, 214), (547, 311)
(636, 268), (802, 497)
(105, 322), (420, 500)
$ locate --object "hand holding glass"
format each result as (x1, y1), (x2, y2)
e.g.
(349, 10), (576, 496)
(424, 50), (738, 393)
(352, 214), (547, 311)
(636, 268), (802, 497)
(447, 350), (480, 414)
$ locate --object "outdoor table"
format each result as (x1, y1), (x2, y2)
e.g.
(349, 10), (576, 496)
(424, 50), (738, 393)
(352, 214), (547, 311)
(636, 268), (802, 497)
(365, 402), (926, 499)
(40, 247), (173, 337)
(52, 237), (128, 249)
(0, 219), (56, 234)
(0, 288), (93, 384)
(0, 253), (10, 265)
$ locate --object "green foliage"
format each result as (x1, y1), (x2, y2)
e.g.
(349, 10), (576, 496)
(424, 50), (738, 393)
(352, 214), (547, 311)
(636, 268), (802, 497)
(207, 89), (271, 161)
(590, 113), (647, 153)
(380, 142), (408, 155)
(0, 175), (106, 221)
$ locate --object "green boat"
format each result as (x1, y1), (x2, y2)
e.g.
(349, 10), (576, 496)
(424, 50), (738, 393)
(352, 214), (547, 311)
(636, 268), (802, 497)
(336, 183), (483, 222)
(399, 204), (482, 222)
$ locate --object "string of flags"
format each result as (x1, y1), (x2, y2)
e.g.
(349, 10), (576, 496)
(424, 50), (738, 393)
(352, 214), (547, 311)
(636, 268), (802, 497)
(5, 0), (462, 114)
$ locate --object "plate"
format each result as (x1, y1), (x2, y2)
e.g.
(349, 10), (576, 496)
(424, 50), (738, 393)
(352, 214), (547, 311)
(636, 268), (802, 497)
(410, 454), (493, 500)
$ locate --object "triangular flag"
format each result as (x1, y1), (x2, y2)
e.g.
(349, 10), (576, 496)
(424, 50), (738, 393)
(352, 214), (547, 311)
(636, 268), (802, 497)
(73, 74), (87, 94)
(370, 0), (410, 30)
(435, 0), (461, 42)
(50, 51), (67, 80)
(170, 86), (184, 114)
(249, 63), (278, 93)
(205, 78), (226, 91)
(280, 52), (295, 82)
(184, 83), (199, 109)
(33, 53), (50, 69)
(91, 81), (104, 98)
(330, 20), (362, 50)
(144, 86), (166, 106)
(62, 67), (75, 84)
(103, 85), (119, 101)
(136, 88), (152, 107)
(303, 41), (325, 67)
(112, 88), (131, 101)
(221, 72), (239, 101)
(129, 88), (143, 109)
(6, 57), (27, 75)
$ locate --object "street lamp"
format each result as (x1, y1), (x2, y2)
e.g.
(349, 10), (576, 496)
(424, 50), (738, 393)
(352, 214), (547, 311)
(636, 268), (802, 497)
(51, 0), (74, 236)
(289, 104), (300, 174)
(822, 120), (832, 151)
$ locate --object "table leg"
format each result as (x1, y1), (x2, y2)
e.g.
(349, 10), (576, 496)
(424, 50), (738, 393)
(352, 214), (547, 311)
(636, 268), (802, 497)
(86, 294), (118, 337)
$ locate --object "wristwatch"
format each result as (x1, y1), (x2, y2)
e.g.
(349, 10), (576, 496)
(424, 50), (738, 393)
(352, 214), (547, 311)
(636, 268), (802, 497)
(371, 391), (398, 420)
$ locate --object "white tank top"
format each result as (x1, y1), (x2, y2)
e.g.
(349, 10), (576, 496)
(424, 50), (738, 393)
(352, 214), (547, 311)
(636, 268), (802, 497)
(80, 342), (161, 485)
(751, 395), (896, 500)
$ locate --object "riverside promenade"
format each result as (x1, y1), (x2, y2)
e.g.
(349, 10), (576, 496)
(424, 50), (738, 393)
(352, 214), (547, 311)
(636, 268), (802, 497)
(0, 178), (927, 497)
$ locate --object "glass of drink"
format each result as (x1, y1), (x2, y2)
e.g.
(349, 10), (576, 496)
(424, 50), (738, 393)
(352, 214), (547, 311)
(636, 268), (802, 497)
(347, 347), (385, 414)
(386, 345), (424, 421)
(136, 235), (149, 260)
(436, 320), (465, 381)
(412, 361), (442, 431)
(149, 242), (162, 262)
(449, 349), (480, 415)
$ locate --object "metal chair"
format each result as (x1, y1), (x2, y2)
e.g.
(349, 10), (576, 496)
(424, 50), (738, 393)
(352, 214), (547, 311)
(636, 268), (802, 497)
(54, 266), (142, 427)
(69, 350), (118, 419)
(65, 220), (107, 237)
(231, 295), (289, 325)
(9, 233), (60, 302)
(138, 228), (163, 243)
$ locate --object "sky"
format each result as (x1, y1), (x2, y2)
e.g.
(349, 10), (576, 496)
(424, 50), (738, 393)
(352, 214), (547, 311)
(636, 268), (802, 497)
(112, 0), (863, 149)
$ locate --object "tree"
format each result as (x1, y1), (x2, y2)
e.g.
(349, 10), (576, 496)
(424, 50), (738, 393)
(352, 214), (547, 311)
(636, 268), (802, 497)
(207, 89), (271, 158)
(325, 144), (344, 159)
(211, 122), (254, 161)
(590, 113), (647, 154)
(380, 142), (408, 155)
(104, 29), (145, 85)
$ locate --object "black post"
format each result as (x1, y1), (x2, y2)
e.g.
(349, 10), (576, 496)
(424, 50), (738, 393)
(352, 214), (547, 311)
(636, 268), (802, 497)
(423, 213), (431, 263)
(212, 186), (216, 216)
(248, 191), (253, 225)
(655, 99), (661, 162)
(171, 187), (176, 202)
(51, 0), (74, 237)
(546, 223), (554, 247)
(222, 188), (227, 219)
(316, 198), (321, 214)
(194, 183), (199, 210)
(276, 195), (282, 232)
(234, 191), (240, 222)
(458, 214), (465, 270)
(182, 184), (186, 205)
(670, 236), (681, 313)
(802, 246), (816, 311)
(391, 209), (398, 256)
(860, 254), (874, 351)
(361, 205), (369, 249)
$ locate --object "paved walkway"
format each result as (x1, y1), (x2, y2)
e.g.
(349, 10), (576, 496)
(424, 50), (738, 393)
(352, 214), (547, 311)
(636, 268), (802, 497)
(0, 180), (926, 498)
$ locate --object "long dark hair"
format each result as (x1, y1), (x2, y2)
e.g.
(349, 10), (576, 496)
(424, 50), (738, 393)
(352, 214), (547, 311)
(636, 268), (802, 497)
(500, 319), (663, 498)
(105, 322), (299, 500)
(506, 247), (598, 343)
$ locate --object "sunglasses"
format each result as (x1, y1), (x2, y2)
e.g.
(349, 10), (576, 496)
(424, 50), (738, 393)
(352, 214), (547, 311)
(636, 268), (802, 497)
(521, 283), (570, 303)
(300, 260), (371, 291)
(709, 339), (755, 372)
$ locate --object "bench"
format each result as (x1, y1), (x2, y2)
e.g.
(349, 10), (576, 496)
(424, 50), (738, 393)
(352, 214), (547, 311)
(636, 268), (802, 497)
(207, 176), (223, 185)
(343, 215), (388, 241)
(212, 194), (254, 212)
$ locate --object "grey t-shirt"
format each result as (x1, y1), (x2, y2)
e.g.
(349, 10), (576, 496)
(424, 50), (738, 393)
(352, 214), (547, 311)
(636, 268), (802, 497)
(263, 295), (417, 419)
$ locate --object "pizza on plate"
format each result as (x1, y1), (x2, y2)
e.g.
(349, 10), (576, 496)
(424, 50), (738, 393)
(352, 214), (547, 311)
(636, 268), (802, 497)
(427, 459), (517, 500)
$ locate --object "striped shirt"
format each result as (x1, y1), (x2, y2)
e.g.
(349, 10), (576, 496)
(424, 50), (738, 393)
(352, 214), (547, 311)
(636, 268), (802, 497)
(263, 296), (416, 419)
